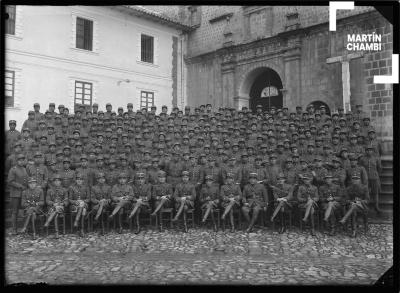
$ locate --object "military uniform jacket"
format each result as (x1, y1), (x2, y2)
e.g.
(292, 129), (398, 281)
(91, 183), (112, 203)
(75, 166), (94, 187)
(132, 184), (152, 201)
(359, 155), (381, 180)
(345, 165), (368, 186)
(6, 129), (21, 154)
(21, 187), (45, 208)
(311, 166), (328, 186)
(297, 184), (319, 203)
(111, 184), (134, 202)
(26, 163), (48, 189)
(220, 183), (242, 202)
(271, 183), (293, 200)
(152, 182), (173, 200)
(242, 183), (268, 206)
(199, 184), (220, 204)
(200, 166), (222, 185)
(173, 182), (196, 201)
(345, 183), (370, 202)
(46, 186), (68, 206)
(59, 168), (76, 188)
(7, 166), (29, 198)
(331, 167), (347, 187)
(283, 168), (297, 185)
(221, 165), (242, 185)
(68, 184), (90, 204)
(265, 164), (282, 186)
(319, 183), (342, 202)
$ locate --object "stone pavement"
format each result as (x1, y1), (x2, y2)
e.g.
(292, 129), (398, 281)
(5, 224), (393, 285)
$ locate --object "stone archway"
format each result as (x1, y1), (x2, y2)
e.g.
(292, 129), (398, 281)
(237, 66), (284, 112)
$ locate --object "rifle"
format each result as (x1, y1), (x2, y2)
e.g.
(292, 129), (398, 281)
(221, 198), (235, 219)
(128, 199), (143, 219)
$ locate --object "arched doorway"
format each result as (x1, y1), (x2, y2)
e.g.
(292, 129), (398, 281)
(249, 68), (283, 112)
(307, 101), (331, 115)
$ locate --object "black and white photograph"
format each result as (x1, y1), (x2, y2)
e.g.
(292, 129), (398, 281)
(3, 2), (398, 286)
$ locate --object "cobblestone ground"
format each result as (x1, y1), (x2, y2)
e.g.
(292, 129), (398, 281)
(6, 224), (392, 285)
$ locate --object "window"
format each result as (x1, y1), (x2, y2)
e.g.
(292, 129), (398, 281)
(261, 86), (279, 97)
(76, 17), (93, 51)
(5, 5), (16, 35)
(5, 70), (15, 107)
(140, 91), (154, 110)
(74, 81), (92, 111)
(141, 34), (154, 63)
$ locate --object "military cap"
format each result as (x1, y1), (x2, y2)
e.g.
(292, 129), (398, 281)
(181, 171), (190, 177)
(33, 103), (40, 107)
(96, 156), (104, 161)
(339, 117), (346, 121)
(208, 156), (216, 161)
(53, 174), (62, 181)
(56, 150), (64, 156)
(350, 134), (357, 139)
(286, 157), (293, 162)
(118, 172), (128, 179)
(34, 151), (43, 157)
(96, 133), (104, 137)
(324, 174), (333, 179)
(205, 175), (214, 181)
(92, 103), (99, 107)
(249, 172), (258, 178)
(302, 174), (312, 180)
(368, 129), (375, 133)
(315, 137), (322, 141)
(17, 154), (26, 160)
(79, 154), (88, 161)
(277, 173), (286, 180)
(226, 172), (235, 178)
(314, 156), (322, 161)
(63, 145), (71, 150)
(22, 127), (31, 132)
(270, 153), (277, 159)
(14, 141), (22, 148)
(349, 154), (358, 161)
(48, 160), (57, 166)
(63, 158), (71, 163)
(9, 120), (16, 125)
(339, 147), (348, 153)
(106, 103), (112, 107)
(332, 157), (341, 162)
(75, 173), (84, 179)
(28, 110), (35, 115)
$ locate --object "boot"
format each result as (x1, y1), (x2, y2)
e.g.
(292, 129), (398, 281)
(183, 213), (188, 233)
(55, 230), (59, 239)
(279, 212), (286, 234)
(351, 229), (357, 238)
(246, 225), (253, 233)
(310, 213), (316, 236)
(328, 226), (335, 236)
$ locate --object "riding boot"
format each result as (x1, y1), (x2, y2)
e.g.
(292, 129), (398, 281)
(310, 213), (316, 236)
(183, 212), (188, 233)
(229, 210), (235, 233)
(279, 211), (286, 234)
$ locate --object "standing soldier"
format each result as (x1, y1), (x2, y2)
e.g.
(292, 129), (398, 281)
(5, 142), (23, 175)
(6, 120), (21, 156)
(319, 174), (343, 236)
(129, 173), (152, 234)
(359, 146), (382, 215)
(75, 155), (93, 189)
(220, 172), (242, 232)
(90, 172), (112, 235)
(20, 177), (45, 239)
(108, 172), (134, 233)
(270, 173), (294, 234)
(311, 156), (328, 188)
(150, 170), (174, 231)
(68, 173), (90, 236)
(345, 154), (368, 186)
(199, 175), (220, 231)
(339, 174), (370, 237)
(166, 152), (185, 189)
(44, 174), (69, 238)
(331, 157), (347, 188)
(221, 157), (242, 185)
(297, 174), (319, 236)
(7, 154), (29, 235)
(241, 172), (268, 233)
(26, 152), (48, 192)
(59, 158), (76, 189)
(172, 171), (196, 232)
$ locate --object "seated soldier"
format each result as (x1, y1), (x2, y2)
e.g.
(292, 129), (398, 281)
(108, 172), (134, 234)
(339, 173), (370, 237)
(150, 170), (174, 231)
(44, 174), (69, 239)
(220, 172), (242, 232)
(270, 173), (295, 234)
(172, 171), (196, 233)
(242, 172), (268, 233)
(68, 173), (90, 236)
(297, 174), (319, 236)
(20, 177), (45, 239)
(319, 174), (344, 236)
(199, 175), (220, 231)
(90, 172), (112, 235)
(129, 172), (152, 234)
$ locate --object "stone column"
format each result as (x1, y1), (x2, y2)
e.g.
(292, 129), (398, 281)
(221, 53), (236, 108)
(283, 46), (301, 110)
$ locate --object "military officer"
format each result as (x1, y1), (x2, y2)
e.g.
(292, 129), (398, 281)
(220, 172), (242, 232)
(150, 170), (174, 231)
(297, 174), (319, 236)
(90, 172), (112, 234)
(172, 171), (196, 232)
(199, 175), (220, 231)
(68, 173), (90, 236)
(129, 172), (152, 234)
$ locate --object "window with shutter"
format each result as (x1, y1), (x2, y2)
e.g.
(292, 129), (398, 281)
(74, 81), (92, 112)
(140, 91), (154, 110)
(141, 34), (154, 63)
(76, 17), (93, 51)
(5, 70), (15, 107)
(6, 5), (16, 35)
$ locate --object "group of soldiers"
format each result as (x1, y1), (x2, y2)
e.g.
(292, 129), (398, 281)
(6, 102), (382, 239)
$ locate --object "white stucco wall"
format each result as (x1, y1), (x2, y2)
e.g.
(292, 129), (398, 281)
(5, 5), (186, 130)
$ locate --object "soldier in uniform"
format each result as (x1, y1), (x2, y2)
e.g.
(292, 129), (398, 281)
(241, 172), (268, 233)
(68, 173), (90, 236)
(199, 175), (220, 231)
(339, 174), (370, 237)
(165, 152), (185, 189)
(6, 120), (21, 156)
(129, 172), (152, 234)
(59, 158), (76, 189)
(20, 177), (45, 238)
(90, 172), (112, 234)
(108, 172), (134, 233)
(297, 174), (319, 236)
(26, 152), (48, 192)
(7, 153), (29, 234)
(44, 174), (69, 238)
(269, 173), (295, 234)
(359, 146), (382, 215)
(150, 170), (174, 230)
(319, 174), (344, 235)
(172, 171), (196, 232)
(221, 157), (242, 185)
(346, 154), (368, 186)
(220, 172), (242, 232)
